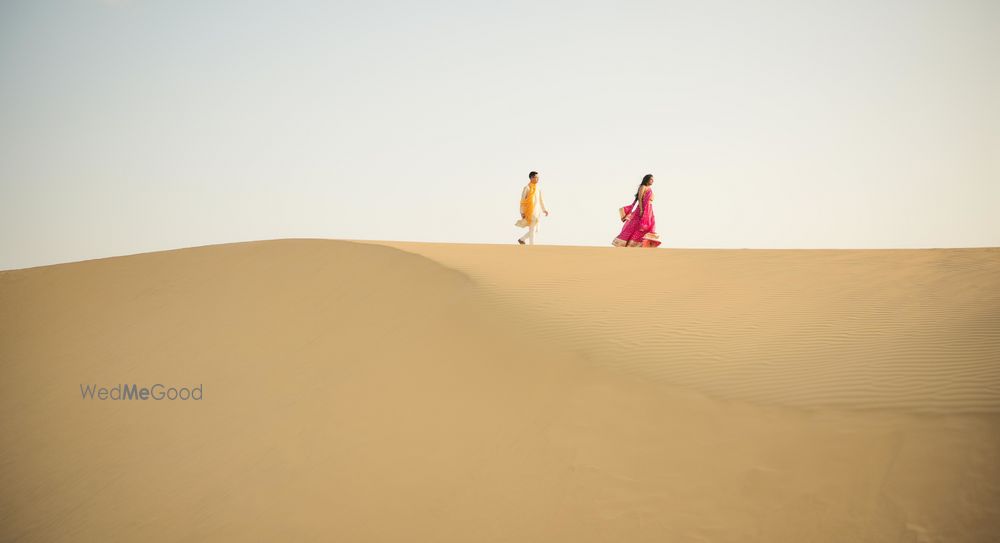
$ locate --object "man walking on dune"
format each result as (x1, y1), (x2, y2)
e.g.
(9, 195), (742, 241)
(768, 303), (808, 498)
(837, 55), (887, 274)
(515, 171), (549, 245)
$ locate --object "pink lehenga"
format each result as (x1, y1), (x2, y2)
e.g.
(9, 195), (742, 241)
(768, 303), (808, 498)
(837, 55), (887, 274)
(613, 187), (661, 247)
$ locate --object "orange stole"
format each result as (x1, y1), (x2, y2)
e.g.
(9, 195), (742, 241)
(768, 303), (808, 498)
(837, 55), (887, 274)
(520, 183), (537, 224)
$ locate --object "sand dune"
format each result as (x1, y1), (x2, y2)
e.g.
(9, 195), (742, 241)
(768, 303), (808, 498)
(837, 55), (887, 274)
(1, 239), (998, 541)
(383, 242), (1000, 413)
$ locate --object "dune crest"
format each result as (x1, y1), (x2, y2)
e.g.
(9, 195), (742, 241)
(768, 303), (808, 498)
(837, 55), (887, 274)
(383, 242), (1000, 414)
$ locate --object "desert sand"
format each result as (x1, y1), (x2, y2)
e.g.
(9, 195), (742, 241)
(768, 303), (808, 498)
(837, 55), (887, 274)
(1, 239), (998, 541)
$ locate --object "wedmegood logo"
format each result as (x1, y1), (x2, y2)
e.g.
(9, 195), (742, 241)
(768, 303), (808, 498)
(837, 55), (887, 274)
(79, 383), (204, 401)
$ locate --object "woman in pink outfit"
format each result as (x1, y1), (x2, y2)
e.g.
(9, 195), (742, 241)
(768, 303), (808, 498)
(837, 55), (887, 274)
(613, 174), (661, 247)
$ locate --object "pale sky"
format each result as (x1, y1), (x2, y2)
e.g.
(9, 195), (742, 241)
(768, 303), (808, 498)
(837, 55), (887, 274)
(1, 0), (998, 269)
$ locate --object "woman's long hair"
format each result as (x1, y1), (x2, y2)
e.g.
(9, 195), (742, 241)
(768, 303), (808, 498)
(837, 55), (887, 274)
(632, 174), (654, 205)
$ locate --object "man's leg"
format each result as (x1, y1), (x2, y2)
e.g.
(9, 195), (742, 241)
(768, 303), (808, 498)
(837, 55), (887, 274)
(517, 223), (537, 245)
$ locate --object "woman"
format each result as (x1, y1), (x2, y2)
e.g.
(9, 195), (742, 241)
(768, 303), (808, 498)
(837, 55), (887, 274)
(613, 174), (661, 247)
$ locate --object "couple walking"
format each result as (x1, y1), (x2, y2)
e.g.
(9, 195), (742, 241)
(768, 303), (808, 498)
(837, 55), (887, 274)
(514, 171), (661, 248)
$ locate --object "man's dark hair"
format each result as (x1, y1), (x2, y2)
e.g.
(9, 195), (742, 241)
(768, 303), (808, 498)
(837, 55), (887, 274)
(529, 171), (538, 179)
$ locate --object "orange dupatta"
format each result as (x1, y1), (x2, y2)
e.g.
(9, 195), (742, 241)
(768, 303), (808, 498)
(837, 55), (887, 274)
(520, 182), (537, 224)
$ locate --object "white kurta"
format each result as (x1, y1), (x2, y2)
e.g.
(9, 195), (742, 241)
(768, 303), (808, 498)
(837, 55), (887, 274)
(518, 184), (547, 226)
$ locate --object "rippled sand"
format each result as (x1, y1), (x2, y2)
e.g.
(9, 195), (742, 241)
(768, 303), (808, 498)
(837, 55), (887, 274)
(384, 243), (1000, 413)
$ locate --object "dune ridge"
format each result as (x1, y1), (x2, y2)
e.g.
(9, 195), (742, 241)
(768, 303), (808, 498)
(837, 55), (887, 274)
(382, 242), (1000, 414)
(1, 239), (998, 541)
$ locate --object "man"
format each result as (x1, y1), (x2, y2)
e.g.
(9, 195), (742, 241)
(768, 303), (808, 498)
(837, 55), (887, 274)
(516, 171), (549, 245)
